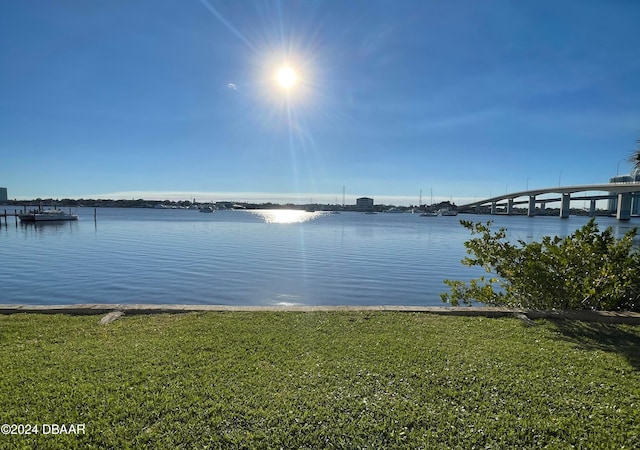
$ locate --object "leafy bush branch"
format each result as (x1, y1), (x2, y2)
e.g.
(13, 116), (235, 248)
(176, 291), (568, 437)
(441, 218), (640, 311)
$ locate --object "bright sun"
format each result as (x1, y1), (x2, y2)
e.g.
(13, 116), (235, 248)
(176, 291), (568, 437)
(276, 67), (297, 89)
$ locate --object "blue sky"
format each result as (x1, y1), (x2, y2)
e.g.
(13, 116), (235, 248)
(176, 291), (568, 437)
(1, 0), (639, 205)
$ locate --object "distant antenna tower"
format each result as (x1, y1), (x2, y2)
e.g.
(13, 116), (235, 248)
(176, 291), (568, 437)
(342, 186), (345, 207)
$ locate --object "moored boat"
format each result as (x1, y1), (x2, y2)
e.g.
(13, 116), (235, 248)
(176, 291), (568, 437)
(18, 209), (79, 222)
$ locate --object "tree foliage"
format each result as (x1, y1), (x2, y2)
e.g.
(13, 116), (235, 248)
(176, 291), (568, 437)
(441, 218), (640, 311)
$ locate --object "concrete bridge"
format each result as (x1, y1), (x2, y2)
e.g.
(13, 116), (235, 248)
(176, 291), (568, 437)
(459, 182), (640, 221)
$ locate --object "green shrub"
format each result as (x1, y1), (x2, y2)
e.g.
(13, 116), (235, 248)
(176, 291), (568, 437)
(441, 218), (640, 311)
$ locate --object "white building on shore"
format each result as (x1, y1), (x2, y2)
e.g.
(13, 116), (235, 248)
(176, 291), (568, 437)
(356, 197), (374, 210)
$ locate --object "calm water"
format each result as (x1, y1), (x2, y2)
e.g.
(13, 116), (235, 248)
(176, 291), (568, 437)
(1, 207), (637, 306)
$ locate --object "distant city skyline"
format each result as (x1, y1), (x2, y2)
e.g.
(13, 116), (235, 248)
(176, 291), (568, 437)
(1, 1), (639, 205)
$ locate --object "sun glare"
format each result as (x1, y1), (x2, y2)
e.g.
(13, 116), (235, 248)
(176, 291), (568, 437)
(251, 209), (322, 224)
(277, 67), (297, 89)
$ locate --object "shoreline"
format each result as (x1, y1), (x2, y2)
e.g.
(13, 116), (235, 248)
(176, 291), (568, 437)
(1, 304), (639, 324)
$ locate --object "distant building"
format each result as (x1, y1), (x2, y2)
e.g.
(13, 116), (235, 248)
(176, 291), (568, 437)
(609, 170), (640, 215)
(0, 187), (7, 202)
(356, 197), (374, 210)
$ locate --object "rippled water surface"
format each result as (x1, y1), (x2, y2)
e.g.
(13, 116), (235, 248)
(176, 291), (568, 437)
(0, 207), (636, 306)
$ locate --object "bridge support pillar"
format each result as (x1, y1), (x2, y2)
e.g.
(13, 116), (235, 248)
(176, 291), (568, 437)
(491, 202), (497, 215)
(475, 204), (481, 214)
(589, 199), (597, 217)
(617, 193), (632, 221)
(540, 202), (546, 212)
(527, 195), (536, 217)
(560, 193), (570, 218)
(507, 199), (513, 215)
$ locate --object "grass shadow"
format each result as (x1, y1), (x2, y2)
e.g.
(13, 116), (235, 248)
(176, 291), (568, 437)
(548, 320), (640, 370)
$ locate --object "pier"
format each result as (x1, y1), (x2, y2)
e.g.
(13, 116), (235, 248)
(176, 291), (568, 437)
(1, 210), (20, 227)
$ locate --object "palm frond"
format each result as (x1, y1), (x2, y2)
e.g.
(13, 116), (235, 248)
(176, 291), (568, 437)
(627, 138), (640, 171)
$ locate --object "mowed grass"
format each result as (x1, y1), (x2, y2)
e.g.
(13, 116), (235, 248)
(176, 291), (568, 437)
(0, 312), (639, 449)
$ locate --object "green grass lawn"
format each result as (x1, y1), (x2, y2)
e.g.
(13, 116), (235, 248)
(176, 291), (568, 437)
(1, 312), (638, 449)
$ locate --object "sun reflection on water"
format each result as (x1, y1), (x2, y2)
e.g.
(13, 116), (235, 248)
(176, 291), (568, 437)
(248, 209), (325, 224)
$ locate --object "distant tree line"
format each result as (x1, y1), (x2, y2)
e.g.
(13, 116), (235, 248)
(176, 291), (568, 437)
(4, 198), (448, 211)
